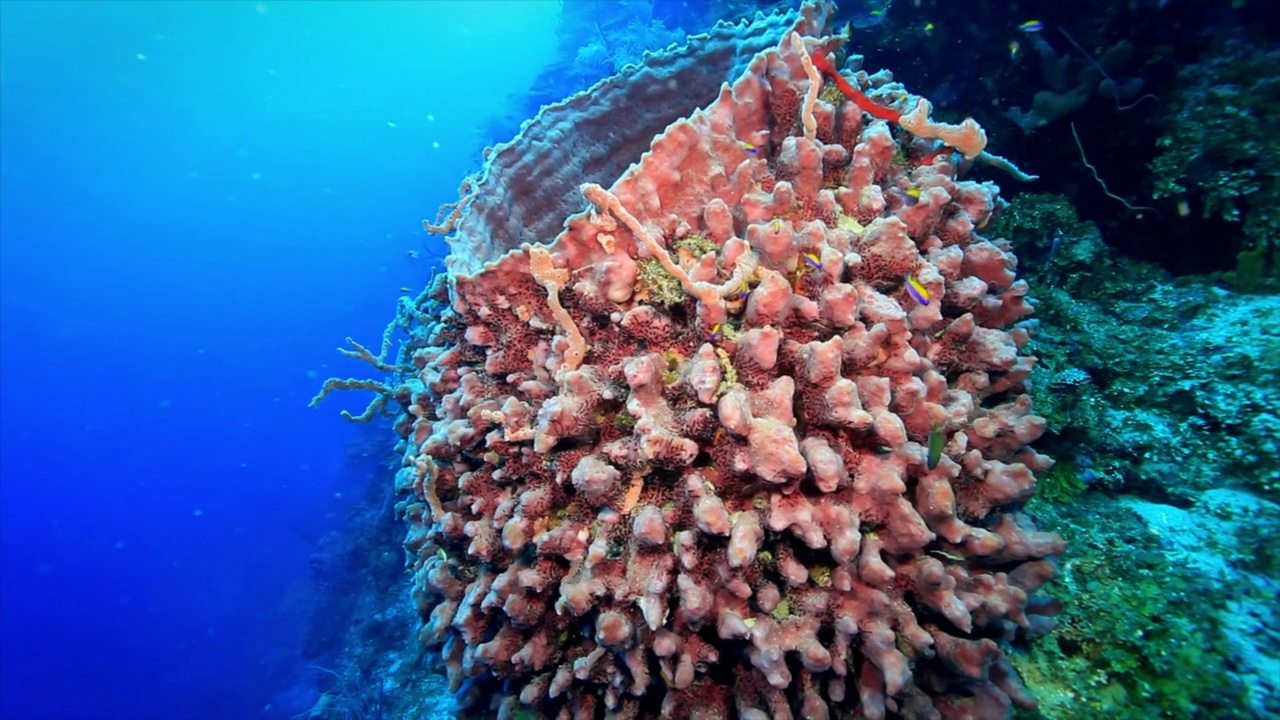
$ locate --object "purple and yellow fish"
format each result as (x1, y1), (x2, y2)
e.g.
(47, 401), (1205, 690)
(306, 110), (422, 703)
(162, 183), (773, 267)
(802, 252), (823, 269)
(1019, 19), (1044, 33)
(892, 187), (922, 207)
(905, 274), (930, 305)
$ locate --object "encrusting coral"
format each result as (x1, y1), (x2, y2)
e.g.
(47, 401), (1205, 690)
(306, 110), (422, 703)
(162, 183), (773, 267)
(384, 3), (1063, 718)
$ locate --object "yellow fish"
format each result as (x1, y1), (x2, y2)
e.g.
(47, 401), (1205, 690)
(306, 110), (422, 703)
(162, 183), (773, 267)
(905, 274), (930, 305)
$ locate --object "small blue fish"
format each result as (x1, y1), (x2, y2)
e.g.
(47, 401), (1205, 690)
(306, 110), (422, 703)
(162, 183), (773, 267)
(1019, 19), (1044, 33)
(1046, 230), (1063, 264)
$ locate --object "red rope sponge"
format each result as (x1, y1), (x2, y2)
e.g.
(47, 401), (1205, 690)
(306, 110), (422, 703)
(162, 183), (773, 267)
(810, 52), (902, 124)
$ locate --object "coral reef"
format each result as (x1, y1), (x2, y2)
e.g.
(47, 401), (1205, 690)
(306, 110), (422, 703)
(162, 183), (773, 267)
(1015, 492), (1278, 719)
(1002, 194), (1280, 503)
(310, 3), (1280, 718)
(389, 5), (1062, 718)
(289, 427), (459, 720)
(983, 192), (1280, 718)
(1004, 32), (1149, 134)
(1149, 34), (1280, 289)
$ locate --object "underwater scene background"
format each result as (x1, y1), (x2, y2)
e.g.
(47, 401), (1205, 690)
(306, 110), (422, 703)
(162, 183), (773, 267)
(0, 1), (1275, 719)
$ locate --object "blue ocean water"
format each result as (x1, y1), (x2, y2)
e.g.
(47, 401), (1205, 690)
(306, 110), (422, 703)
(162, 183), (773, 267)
(0, 2), (560, 718)
(4, 1), (1278, 719)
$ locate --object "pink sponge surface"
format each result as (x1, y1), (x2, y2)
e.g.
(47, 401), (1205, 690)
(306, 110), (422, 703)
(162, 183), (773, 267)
(401, 5), (1064, 719)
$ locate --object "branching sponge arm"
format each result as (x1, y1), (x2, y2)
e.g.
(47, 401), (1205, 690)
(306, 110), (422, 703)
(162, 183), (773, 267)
(308, 377), (392, 422)
(897, 98), (988, 160)
(581, 183), (758, 305)
(789, 32), (821, 141)
(528, 245), (588, 372)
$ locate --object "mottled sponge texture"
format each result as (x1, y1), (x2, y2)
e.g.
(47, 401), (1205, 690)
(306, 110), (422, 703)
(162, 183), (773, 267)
(399, 4), (1064, 719)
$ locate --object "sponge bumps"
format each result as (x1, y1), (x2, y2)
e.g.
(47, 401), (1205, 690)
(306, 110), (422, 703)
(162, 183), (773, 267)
(399, 8), (1063, 720)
